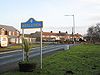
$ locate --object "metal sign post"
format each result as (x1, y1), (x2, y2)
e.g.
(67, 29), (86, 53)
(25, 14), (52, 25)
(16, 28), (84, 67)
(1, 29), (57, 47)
(21, 18), (43, 69)
(40, 28), (42, 69)
(22, 29), (24, 61)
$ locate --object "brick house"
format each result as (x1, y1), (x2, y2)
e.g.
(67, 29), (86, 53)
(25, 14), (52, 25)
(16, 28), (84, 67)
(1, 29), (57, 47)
(19, 34), (36, 43)
(74, 33), (83, 41)
(31, 31), (83, 42)
(0, 25), (20, 46)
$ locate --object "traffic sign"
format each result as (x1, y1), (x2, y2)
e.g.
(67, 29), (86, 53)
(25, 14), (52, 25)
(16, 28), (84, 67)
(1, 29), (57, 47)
(21, 18), (43, 69)
(21, 18), (43, 29)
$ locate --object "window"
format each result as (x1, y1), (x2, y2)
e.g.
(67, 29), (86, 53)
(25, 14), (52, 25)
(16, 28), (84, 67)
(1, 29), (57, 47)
(5, 31), (7, 35)
(13, 32), (15, 36)
(17, 31), (19, 36)
(9, 31), (11, 35)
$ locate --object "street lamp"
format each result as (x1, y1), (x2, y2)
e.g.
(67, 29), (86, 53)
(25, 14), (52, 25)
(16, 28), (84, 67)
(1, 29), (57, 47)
(64, 14), (75, 44)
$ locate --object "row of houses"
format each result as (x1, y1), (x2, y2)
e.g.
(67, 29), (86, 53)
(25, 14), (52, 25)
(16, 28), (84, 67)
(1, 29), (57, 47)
(0, 24), (83, 47)
(31, 31), (83, 42)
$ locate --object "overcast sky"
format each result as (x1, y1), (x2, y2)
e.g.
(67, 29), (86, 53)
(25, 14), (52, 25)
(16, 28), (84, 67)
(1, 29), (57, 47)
(0, 0), (100, 35)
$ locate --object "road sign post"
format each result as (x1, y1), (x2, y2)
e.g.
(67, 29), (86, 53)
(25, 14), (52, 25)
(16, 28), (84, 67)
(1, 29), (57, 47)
(40, 28), (42, 69)
(22, 29), (24, 61)
(21, 18), (43, 69)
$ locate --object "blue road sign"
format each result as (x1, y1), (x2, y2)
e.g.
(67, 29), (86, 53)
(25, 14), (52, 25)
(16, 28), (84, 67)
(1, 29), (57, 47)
(21, 18), (43, 29)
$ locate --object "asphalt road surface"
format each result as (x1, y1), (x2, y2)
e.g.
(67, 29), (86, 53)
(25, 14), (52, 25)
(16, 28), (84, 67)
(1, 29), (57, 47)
(0, 44), (72, 73)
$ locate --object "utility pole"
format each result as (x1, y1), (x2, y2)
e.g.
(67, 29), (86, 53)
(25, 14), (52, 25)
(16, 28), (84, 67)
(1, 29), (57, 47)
(64, 14), (75, 44)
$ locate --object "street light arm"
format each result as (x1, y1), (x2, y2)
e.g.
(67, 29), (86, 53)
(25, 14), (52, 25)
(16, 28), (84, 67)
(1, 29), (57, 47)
(64, 14), (75, 33)
(64, 15), (74, 16)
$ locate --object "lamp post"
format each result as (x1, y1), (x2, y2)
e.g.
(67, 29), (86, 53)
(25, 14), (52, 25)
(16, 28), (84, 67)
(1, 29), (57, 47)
(64, 14), (75, 44)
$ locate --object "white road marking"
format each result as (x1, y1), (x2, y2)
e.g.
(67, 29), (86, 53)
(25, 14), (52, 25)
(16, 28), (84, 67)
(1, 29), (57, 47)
(0, 50), (22, 54)
(0, 47), (39, 54)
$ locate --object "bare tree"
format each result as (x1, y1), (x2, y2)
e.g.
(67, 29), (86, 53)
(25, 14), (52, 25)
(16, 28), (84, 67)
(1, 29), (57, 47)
(86, 23), (100, 43)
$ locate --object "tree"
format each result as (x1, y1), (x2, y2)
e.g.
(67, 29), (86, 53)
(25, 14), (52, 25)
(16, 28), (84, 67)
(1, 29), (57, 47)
(95, 23), (100, 40)
(22, 38), (31, 62)
(87, 26), (94, 42)
(86, 23), (100, 43)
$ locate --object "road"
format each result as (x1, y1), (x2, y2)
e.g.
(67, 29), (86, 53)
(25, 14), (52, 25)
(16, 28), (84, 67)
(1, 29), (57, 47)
(0, 44), (72, 73)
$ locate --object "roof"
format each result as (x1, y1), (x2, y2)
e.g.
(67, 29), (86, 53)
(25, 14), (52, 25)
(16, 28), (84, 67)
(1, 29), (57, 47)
(43, 32), (57, 36)
(43, 32), (68, 36)
(0, 25), (19, 32)
(31, 31), (68, 38)
(74, 33), (82, 37)
(20, 34), (31, 37)
(31, 31), (83, 38)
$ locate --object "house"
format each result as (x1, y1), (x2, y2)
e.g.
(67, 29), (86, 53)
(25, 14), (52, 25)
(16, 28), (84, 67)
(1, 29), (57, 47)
(31, 31), (68, 42)
(74, 33), (83, 41)
(31, 31), (83, 43)
(0, 25), (20, 47)
(20, 34), (36, 43)
(31, 31), (65, 42)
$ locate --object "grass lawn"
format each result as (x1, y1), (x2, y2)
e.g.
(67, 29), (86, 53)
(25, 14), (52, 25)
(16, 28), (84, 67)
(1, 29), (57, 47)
(1, 44), (100, 75)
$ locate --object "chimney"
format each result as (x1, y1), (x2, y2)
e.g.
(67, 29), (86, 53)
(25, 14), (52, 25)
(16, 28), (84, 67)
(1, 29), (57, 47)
(51, 31), (53, 33)
(66, 31), (68, 34)
(59, 31), (61, 33)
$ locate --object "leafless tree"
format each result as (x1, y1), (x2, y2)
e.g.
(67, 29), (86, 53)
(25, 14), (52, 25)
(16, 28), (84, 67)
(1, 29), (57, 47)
(86, 23), (100, 43)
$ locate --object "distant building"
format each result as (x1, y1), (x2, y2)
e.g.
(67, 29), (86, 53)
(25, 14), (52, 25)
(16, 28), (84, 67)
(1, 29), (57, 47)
(74, 33), (83, 41)
(31, 31), (83, 42)
(0, 25), (20, 47)
(20, 34), (36, 43)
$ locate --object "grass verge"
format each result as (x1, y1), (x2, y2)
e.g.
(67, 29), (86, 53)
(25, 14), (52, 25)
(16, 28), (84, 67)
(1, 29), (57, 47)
(1, 44), (100, 75)
(0, 43), (48, 52)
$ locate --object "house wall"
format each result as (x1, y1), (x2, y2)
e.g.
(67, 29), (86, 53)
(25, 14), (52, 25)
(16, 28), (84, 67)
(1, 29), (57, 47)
(19, 37), (36, 44)
(31, 32), (83, 42)
(0, 28), (20, 46)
